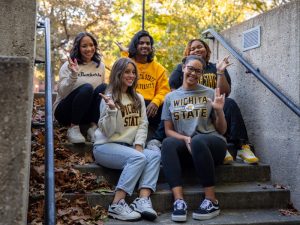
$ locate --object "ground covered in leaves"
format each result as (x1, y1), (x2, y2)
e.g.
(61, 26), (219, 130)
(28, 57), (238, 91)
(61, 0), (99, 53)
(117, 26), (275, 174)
(28, 98), (113, 225)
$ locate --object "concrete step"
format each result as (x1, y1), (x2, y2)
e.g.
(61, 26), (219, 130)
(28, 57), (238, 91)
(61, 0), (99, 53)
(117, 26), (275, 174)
(74, 161), (271, 185)
(103, 209), (300, 225)
(63, 182), (290, 212)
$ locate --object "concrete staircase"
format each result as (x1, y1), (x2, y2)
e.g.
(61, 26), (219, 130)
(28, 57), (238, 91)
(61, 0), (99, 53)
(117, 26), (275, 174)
(32, 92), (300, 224)
(62, 141), (300, 225)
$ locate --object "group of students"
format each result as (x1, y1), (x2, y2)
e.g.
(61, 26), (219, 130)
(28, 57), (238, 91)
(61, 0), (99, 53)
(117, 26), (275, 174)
(53, 30), (260, 222)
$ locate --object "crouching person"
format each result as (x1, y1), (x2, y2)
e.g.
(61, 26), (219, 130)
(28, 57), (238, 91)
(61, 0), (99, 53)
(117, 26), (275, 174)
(93, 58), (161, 221)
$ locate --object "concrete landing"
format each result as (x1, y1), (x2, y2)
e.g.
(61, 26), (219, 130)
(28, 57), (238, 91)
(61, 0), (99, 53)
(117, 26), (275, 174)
(104, 209), (300, 225)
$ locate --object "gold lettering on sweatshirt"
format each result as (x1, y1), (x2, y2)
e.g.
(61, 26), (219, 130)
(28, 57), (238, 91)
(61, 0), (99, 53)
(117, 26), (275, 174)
(120, 103), (141, 127)
(199, 73), (216, 89)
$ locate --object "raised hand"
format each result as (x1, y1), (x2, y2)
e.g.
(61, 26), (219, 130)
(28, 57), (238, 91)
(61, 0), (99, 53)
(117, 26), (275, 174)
(114, 41), (128, 52)
(99, 93), (116, 110)
(216, 55), (232, 73)
(67, 56), (79, 73)
(209, 88), (225, 110)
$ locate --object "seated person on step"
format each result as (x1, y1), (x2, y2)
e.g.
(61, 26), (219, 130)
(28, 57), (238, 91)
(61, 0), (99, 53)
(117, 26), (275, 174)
(148, 38), (259, 164)
(116, 30), (170, 132)
(93, 58), (161, 222)
(161, 55), (226, 222)
(53, 32), (107, 144)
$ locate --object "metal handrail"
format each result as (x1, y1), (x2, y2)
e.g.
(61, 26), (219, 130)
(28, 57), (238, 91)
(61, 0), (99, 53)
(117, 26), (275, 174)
(37, 18), (56, 225)
(202, 28), (300, 117)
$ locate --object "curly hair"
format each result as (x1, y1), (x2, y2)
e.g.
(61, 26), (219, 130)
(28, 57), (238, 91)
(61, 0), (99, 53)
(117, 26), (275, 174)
(70, 32), (102, 67)
(128, 30), (155, 62)
(183, 39), (211, 63)
(106, 58), (141, 112)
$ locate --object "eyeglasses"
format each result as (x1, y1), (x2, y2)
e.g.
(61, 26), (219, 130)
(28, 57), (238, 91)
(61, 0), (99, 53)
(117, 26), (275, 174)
(186, 66), (203, 75)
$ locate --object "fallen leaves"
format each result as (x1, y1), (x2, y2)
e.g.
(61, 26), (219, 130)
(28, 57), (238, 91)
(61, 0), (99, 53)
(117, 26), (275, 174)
(28, 97), (112, 224)
(279, 202), (300, 216)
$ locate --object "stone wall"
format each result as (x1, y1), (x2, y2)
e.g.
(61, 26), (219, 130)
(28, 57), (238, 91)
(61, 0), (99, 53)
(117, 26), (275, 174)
(0, 0), (37, 224)
(209, 1), (300, 209)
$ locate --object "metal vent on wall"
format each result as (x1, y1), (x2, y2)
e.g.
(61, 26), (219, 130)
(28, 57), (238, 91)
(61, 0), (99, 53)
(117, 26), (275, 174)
(242, 26), (261, 51)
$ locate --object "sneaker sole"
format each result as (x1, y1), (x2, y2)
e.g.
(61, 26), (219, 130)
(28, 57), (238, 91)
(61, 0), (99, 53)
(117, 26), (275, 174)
(141, 211), (157, 221)
(192, 209), (220, 220)
(236, 156), (259, 164)
(68, 138), (85, 144)
(223, 157), (234, 165)
(108, 212), (141, 221)
(172, 214), (187, 222)
(130, 205), (157, 221)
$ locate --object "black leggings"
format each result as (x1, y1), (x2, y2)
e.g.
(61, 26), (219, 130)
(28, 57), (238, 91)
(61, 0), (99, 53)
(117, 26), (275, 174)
(54, 83), (107, 126)
(161, 134), (226, 188)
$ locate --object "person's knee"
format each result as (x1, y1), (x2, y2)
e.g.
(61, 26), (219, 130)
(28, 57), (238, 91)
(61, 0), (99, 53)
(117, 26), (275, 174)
(79, 83), (94, 96)
(225, 97), (239, 109)
(95, 83), (107, 94)
(132, 153), (147, 167)
(162, 137), (177, 150)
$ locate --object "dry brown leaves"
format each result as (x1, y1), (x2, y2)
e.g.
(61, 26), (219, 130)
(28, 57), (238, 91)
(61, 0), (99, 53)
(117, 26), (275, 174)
(279, 202), (300, 216)
(28, 97), (112, 224)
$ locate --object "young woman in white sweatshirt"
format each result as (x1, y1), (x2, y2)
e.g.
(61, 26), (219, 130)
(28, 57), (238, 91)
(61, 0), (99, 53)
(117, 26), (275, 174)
(93, 57), (161, 222)
(53, 32), (106, 143)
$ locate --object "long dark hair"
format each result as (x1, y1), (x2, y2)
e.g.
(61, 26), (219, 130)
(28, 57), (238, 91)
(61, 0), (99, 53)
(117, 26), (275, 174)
(107, 58), (141, 112)
(70, 32), (102, 67)
(128, 30), (155, 62)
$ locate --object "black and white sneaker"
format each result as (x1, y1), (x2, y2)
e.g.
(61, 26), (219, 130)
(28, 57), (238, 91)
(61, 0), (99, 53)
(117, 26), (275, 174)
(192, 198), (220, 220)
(171, 199), (187, 222)
(130, 197), (157, 221)
(108, 199), (141, 221)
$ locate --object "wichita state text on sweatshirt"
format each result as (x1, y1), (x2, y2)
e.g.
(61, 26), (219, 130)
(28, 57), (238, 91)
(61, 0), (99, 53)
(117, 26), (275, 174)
(121, 52), (170, 107)
(53, 60), (105, 112)
(94, 93), (148, 147)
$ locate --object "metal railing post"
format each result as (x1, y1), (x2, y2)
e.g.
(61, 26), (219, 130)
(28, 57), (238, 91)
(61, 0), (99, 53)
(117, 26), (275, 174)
(44, 18), (56, 225)
(142, 0), (145, 30)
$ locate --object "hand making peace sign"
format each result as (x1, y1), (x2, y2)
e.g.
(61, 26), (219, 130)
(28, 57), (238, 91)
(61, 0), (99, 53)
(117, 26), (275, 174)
(67, 56), (79, 74)
(99, 93), (116, 110)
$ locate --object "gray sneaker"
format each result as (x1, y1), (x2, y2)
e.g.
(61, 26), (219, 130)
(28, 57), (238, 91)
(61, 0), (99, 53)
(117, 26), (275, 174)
(87, 126), (96, 143)
(146, 139), (162, 152)
(108, 199), (141, 221)
(130, 197), (157, 221)
(67, 126), (85, 143)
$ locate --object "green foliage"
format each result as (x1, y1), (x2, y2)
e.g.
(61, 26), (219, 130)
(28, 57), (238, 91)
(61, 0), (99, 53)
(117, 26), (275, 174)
(36, 0), (284, 80)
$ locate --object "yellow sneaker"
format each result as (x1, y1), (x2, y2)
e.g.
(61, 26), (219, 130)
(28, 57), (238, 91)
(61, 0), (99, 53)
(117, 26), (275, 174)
(223, 150), (234, 164)
(237, 144), (259, 164)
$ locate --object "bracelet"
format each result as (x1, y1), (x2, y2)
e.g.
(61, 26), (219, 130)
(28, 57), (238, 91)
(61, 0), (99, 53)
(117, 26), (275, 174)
(217, 72), (224, 76)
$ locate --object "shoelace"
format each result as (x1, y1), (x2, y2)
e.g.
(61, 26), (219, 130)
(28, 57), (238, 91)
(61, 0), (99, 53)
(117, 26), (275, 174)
(119, 201), (133, 213)
(174, 200), (187, 210)
(200, 199), (212, 210)
(138, 198), (152, 208)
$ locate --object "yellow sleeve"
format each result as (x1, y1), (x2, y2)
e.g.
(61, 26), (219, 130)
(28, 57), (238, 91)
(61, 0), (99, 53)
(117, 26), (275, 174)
(151, 66), (170, 107)
(121, 51), (129, 58)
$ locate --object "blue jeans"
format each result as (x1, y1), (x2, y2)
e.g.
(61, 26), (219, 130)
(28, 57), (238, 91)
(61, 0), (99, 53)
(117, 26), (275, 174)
(93, 143), (161, 195)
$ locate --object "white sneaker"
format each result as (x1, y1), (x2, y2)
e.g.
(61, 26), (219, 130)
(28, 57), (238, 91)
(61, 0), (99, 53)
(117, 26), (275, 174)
(108, 199), (141, 221)
(130, 197), (157, 221)
(146, 139), (161, 152)
(87, 126), (97, 143)
(67, 126), (85, 143)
